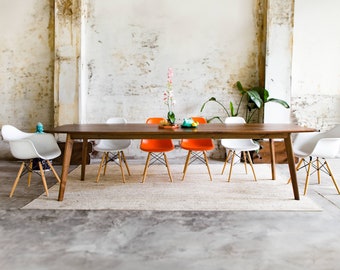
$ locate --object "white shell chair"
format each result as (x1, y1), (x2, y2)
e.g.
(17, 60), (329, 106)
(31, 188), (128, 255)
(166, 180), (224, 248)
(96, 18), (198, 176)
(93, 117), (131, 183)
(221, 117), (260, 181)
(289, 124), (340, 195)
(1, 124), (61, 197)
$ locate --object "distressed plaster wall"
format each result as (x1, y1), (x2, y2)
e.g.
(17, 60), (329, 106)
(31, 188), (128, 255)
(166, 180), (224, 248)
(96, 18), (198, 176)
(291, 0), (340, 130)
(264, 0), (294, 123)
(81, 0), (265, 126)
(54, 0), (81, 126)
(2, 0), (340, 159)
(79, 0), (265, 158)
(0, 0), (54, 131)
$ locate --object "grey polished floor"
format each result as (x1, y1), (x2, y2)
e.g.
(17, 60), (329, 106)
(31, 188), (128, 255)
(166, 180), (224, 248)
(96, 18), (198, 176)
(1, 159), (340, 270)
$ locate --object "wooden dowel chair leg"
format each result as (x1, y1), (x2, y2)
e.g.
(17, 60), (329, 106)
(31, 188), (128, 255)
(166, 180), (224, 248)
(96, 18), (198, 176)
(27, 159), (33, 187)
(46, 160), (61, 183)
(221, 150), (231, 175)
(121, 151), (131, 176)
(103, 152), (109, 176)
(142, 153), (151, 183)
(38, 161), (49, 197)
(9, 162), (25, 198)
(203, 151), (212, 181)
(228, 151), (236, 182)
(247, 151), (257, 181)
(182, 151), (191, 181)
(96, 154), (106, 183)
(287, 158), (304, 184)
(316, 157), (321, 184)
(118, 151), (126, 183)
(163, 153), (173, 182)
(243, 151), (248, 174)
(324, 161), (340, 194)
(303, 161), (312, 195)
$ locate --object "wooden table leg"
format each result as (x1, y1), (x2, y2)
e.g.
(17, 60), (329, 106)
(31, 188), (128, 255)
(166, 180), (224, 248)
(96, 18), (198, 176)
(58, 134), (74, 201)
(269, 139), (276, 180)
(81, 139), (88, 181)
(284, 135), (300, 200)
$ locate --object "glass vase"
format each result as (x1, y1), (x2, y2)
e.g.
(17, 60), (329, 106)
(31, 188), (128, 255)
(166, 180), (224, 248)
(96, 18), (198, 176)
(167, 111), (176, 125)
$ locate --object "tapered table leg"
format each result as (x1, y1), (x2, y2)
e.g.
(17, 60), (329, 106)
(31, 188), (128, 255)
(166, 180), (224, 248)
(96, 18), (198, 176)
(284, 135), (300, 200)
(81, 139), (88, 181)
(58, 134), (74, 201)
(269, 139), (276, 180)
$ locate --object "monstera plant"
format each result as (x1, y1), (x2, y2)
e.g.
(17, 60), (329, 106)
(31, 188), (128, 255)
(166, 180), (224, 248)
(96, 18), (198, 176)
(200, 81), (290, 123)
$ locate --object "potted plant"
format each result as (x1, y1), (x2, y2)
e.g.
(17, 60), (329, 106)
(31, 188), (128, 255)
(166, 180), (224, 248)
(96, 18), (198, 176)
(200, 81), (290, 123)
(200, 81), (290, 162)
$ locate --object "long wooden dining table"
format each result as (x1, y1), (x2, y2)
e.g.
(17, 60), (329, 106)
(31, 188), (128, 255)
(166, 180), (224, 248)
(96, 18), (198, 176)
(49, 123), (315, 201)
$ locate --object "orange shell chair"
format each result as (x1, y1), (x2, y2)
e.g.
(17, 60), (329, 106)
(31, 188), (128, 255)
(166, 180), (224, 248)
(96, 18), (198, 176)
(180, 117), (214, 181)
(140, 117), (175, 183)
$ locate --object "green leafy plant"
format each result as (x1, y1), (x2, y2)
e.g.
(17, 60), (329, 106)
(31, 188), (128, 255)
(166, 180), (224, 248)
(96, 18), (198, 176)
(200, 81), (290, 123)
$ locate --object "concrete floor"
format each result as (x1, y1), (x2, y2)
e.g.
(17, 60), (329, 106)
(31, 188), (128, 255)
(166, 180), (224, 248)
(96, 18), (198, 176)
(1, 158), (340, 270)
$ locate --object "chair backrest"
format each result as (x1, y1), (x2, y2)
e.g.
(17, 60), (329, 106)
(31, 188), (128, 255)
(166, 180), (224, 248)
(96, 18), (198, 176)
(305, 125), (340, 158)
(140, 118), (174, 151)
(7, 139), (39, 160)
(1, 125), (38, 159)
(224, 116), (246, 124)
(191, 117), (208, 124)
(323, 124), (340, 138)
(325, 124), (340, 157)
(292, 132), (323, 157)
(311, 137), (340, 158)
(106, 117), (127, 124)
(2, 124), (61, 160)
(146, 117), (165, 124)
(28, 133), (61, 159)
(94, 117), (131, 151)
(1, 124), (33, 141)
(221, 117), (259, 150)
(293, 124), (340, 158)
(180, 117), (214, 150)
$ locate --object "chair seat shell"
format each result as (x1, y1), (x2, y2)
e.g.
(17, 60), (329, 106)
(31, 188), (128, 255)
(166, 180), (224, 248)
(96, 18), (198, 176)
(1, 124), (61, 197)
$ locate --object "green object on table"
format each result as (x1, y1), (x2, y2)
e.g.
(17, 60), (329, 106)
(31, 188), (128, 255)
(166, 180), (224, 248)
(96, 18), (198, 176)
(167, 111), (176, 125)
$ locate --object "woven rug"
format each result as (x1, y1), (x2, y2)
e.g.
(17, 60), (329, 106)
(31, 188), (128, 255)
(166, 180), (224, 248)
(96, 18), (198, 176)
(23, 163), (321, 211)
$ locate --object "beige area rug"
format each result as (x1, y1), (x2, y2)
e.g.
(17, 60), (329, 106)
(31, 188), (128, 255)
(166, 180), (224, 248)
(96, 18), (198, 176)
(23, 163), (321, 211)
